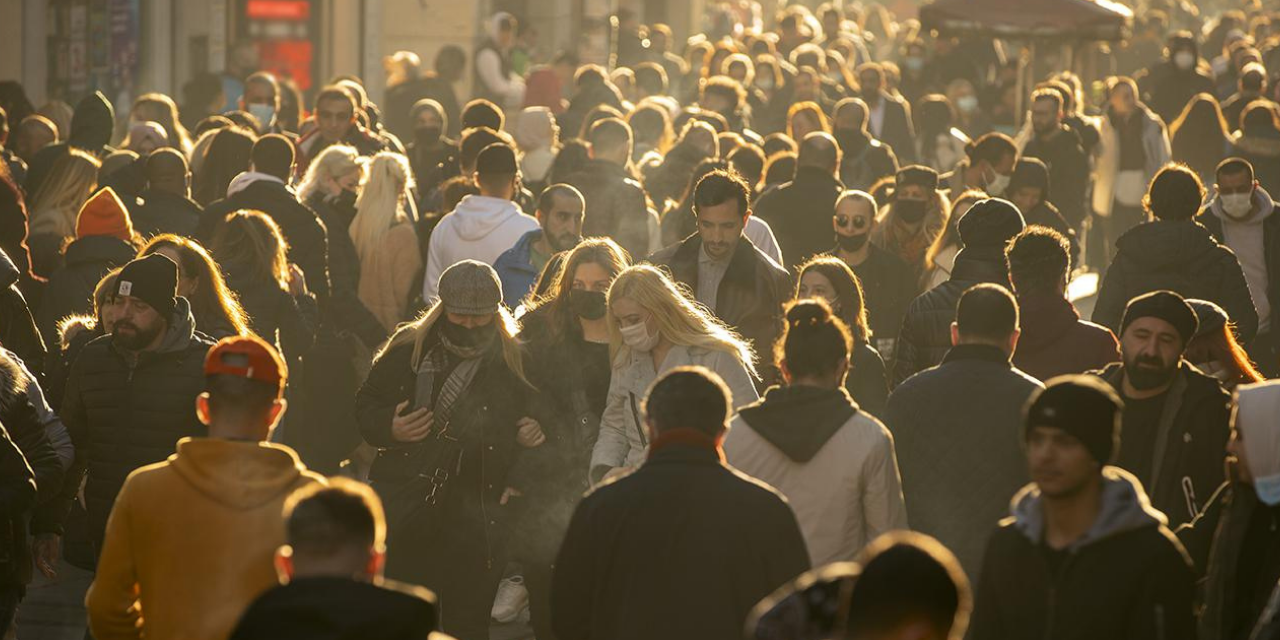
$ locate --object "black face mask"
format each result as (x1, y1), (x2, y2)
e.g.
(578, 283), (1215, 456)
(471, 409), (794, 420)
(440, 320), (497, 350)
(837, 232), (870, 252)
(569, 289), (607, 320)
(896, 199), (927, 224)
(333, 187), (358, 210)
(415, 126), (443, 147)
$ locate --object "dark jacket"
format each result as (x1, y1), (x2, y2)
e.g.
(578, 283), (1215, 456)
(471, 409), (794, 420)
(1140, 62), (1217, 127)
(0, 419), (36, 585)
(407, 139), (459, 200)
(866, 91), (916, 164)
(847, 244), (917, 363)
(1232, 131), (1280, 203)
(231, 577), (437, 640)
(1198, 190), (1280, 342)
(36, 235), (135, 349)
(493, 229), (546, 307)
(305, 193), (387, 349)
(892, 249), (1010, 387)
(1092, 362), (1231, 528)
(1013, 293), (1120, 381)
(1093, 220), (1258, 345)
(834, 129), (898, 191)
(552, 440), (811, 640)
(970, 468), (1195, 640)
(1255, 580), (1280, 640)
(24, 92), (115, 198)
(199, 180), (331, 300)
(130, 188), (203, 239)
(0, 247), (46, 375)
(38, 298), (213, 543)
(1188, 483), (1280, 640)
(651, 234), (791, 385)
(0, 350), (61, 586)
(564, 159), (651, 261)
(885, 344), (1041, 578)
(755, 166), (845, 270)
(847, 342), (888, 419)
(223, 270), (317, 365)
(0, 166), (32, 283)
(1022, 125), (1091, 228)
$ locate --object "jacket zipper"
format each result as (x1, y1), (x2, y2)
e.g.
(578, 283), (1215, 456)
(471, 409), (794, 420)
(1043, 551), (1075, 640)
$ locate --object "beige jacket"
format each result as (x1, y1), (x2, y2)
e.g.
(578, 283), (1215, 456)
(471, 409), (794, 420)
(358, 222), (423, 332)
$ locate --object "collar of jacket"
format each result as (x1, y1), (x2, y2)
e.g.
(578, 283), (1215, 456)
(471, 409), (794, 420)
(1009, 466), (1166, 550)
(503, 229), (545, 275)
(109, 296), (199, 359)
(949, 250), (1011, 286)
(794, 165), (843, 189)
(666, 233), (759, 291)
(646, 427), (726, 464)
(942, 343), (1012, 367)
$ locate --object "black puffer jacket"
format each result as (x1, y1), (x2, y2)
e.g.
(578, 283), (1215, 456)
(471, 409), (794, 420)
(42, 299), (212, 544)
(0, 246), (46, 374)
(1093, 220), (1258, 344)
(35, 235), (135, 349)
(891, 250), (1010, 387)
(0, 349), (62, 587)
(564, 159), (652, 262)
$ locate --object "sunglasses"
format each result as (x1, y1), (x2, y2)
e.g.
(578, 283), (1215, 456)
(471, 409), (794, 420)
(835, 215), (869, 230)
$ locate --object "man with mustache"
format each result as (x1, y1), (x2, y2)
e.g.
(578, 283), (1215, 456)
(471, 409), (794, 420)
(1090, 290), (1232, 528)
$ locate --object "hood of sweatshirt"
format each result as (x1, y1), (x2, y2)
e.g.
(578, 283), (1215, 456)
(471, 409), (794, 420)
(226, 171), (288, 198)
(170, 438), (310, 510)
(1209, 185), (1277, 224)
(1010, 466), (1166, 550)
(736, 385), (858, 463)
(1114, 219), (1226, 272)
(1235, 381), (1280, 504)
(69, 92), (115, 152)
(450, 194), (526, 242)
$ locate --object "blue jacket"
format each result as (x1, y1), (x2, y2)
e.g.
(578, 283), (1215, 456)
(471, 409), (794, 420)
(494, 230), (544, 307)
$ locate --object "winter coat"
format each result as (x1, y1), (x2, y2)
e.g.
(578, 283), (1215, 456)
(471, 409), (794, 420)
(866, 92), (916, 164)
(848, 244), (917, 363)
(552, 440), (811, 640)
(36, 235), (135, 349)
(86, 438), (324, 640)
(1092, 362), (1231, 527)
(1021, 126), (1091, 228)
(1141, 62), (1217, 126)
(892, 249), (1011, 387)
(421, 195), (539, 304)
(1232, 131), (1280, 208)
(42, 299), (214, 545)
(357, 222), (422, 333)
(223, 270), (317, 365)
(726, 385), (907, 566)
(1013, 293), (1120, 381)
(836, 130), (899, 190)
(130, 188), (202, 240)
(885, 344), (1043, 578)
(199, 179), (331, 300)
(0, 247), (46, 374)
(1092, 220), (1258, 344)
(24, 92), (115, 199)
(492, 230), (546, 308)
(0, 421), (35, 580)
(564, 159), (652, 262)
(969, 467), (1195, 640)
(649, 234), (792, 385)
(231, 577), (438, 640)
(0, 350), (61, 587)
(1093, 107), (1170, 217)
(0, 167), (31, 283)
(755, 166), (846, 270)
(847, 342), (889, 418)
(306, 193), (387, 350)
(590, 344), (759, 481)
(1198, 189), (1280, 340)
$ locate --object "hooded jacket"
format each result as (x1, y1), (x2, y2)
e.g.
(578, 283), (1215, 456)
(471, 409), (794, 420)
(0, 246), (46, 374)
(422, 194), (539, 303)
(39, 298), (214, 543)
(1198, 187), (1280, 337)
(725, 385), (907, 566)
(231, 577), (437, 640)
(36, 234), (136, 348)
(970, 468), (1195, 640)
(87, 438), (324, 640)
(1093, 220), (1259, 344)
(1013, 292), (1120, 381)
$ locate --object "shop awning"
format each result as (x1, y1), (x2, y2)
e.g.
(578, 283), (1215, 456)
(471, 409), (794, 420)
(919, 0), (1134, 41)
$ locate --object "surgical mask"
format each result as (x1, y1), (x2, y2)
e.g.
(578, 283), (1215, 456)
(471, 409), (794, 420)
(569, 289), (607, 320)
(757, 76), (775, 91)
(1174, 51), (1195, 71)
(620, 320), (659, 352)
(904, 56), (925, 73)
(837, 232), (869, 252)
(957, 95), (979, 114)
(896, 199), (928, 224)
(1222, 192), (1254, 219)
(985, 167), (1011, 196)
(247, 103), (276, 129)
(1256, 474), (1280, 506)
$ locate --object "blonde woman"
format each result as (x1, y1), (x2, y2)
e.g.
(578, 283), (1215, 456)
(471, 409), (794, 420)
(590, 265), (759, 482)
(350, 152), (422, 332)
(356, 260), (542, 640)
(129, 93), (194, 156)
(27, 149), (101, 277)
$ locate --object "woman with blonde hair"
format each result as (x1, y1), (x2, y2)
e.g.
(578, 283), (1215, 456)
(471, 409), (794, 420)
(139, 234), (251, 338)
(590, 264), (759, 482)
(350, 152), (422, 332)
(209, 210), (317, 363)
(356, 260), (542, 640)
(130, 93), (194, 156)
(27, 149), (101, 277)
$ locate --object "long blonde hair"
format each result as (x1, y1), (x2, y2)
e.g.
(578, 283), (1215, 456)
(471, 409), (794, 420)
(297, 144), (365, 204)
(377, 303), (531, 388)
(606, 265), (757, 378)
(30, 149), (101, 238)
(350, 152), (413, 263)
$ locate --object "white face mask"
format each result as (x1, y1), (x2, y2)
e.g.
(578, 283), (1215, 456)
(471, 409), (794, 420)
(1174, 51), (1195, 71)
(984, 166), (1011, 196)
(957, 95), (979, 114)
(1256, 473), (1280, 506)
(1221, 191), (1254, 219)
(248, 103), (276, 129)
(620, 319), (660, 352)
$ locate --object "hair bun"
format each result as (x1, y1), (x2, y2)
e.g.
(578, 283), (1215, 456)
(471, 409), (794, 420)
(787, 299), (832, 329)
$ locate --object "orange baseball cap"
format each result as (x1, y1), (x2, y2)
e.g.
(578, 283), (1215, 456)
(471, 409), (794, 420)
(204, 335), (286, 392)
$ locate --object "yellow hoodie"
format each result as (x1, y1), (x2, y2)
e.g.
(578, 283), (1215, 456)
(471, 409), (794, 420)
(86, 438), (326, 640)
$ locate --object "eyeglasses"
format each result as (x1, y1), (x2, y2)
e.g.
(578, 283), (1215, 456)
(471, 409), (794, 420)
(835, 215), (869, 230)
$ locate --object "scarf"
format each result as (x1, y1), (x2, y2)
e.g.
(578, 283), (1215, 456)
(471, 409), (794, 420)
(413, 332), (486, 435)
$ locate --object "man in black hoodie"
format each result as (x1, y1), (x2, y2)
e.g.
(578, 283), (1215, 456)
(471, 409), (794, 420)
(831, 98), (899, 192)
(756, 132), (846, 270)
(24, 91), (116, 198)
(1020, 89), (1090, 232)
(231, 479), (438, 640)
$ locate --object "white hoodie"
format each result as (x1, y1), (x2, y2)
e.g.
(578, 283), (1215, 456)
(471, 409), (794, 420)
(423, 194), (540, 303)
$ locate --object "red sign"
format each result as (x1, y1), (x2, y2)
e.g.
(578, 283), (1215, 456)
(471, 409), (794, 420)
(246, 0), (310, 21)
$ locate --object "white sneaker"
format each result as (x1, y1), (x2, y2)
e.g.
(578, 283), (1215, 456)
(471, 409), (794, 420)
(491, 575), (529, 623)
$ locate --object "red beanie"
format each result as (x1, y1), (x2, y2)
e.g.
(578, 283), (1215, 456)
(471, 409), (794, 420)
(75, 187), (135, 241)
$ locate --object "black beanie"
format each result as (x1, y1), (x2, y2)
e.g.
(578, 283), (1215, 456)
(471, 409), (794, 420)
(1120, 290), (1198, 344)
(958, 198), (1026, 249)
(116, 254), (178, 319)
(895, 165), (939, 192)
(1024, 375), (1122, 465)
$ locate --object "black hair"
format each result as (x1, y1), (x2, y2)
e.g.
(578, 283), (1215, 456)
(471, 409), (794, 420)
(955, 283), (1019, 342)
(1216, 157), (1255, 183)
(588, 117), (633, 154)
(634, 62), (669, 96)
(844, 533), (970, 639)
(1006, 226), (1071, 295)
(693, 169), (750, 218)
(643, 366), (731, 436)
(461, 99), (505, 131)
(777, 298), (852, 379)
(965, 132), (1017, 167)
(313, 86), (357, 114)
(285, 478), (383, 559)
(251, 134), (295, 180)
(537, 183), (584, 215)
(727, 144), (766, 189)
(798, 132), (841, 173)
(1144, 163), (1204, 220)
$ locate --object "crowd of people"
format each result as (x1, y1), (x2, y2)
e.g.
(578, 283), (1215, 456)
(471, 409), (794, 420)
(0, 0), (1278, 638)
